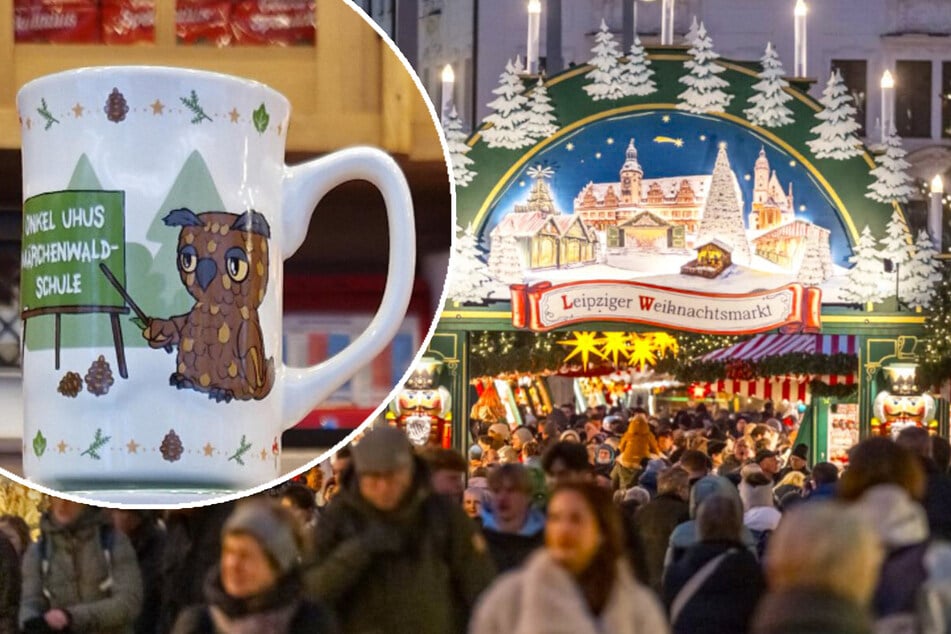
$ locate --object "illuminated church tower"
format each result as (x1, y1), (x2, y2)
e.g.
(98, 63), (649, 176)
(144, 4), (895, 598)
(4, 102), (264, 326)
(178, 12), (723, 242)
(619, 139), (643, 204)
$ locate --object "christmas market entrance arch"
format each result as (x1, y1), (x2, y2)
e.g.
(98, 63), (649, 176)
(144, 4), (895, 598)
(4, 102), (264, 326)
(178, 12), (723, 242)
(425, 37), (948, 461)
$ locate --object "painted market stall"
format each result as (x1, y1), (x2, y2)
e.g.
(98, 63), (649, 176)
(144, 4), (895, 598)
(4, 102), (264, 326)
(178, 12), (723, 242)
(420, 21), (949, 460)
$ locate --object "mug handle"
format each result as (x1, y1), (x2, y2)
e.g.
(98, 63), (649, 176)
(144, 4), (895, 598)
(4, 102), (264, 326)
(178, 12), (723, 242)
(280, 147), (416, 429)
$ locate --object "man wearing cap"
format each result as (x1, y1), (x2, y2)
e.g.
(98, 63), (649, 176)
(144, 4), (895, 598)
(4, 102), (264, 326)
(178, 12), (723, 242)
(304, 427), (496, 634)
(754, 448), (781, 483)
(777, 443), (811, 481)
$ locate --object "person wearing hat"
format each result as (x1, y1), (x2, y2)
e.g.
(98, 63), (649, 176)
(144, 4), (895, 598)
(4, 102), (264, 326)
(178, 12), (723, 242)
(754, 448), (781, 483)
(172, 500), (336, 634)
(303, 426), (496, 634)
(777, 443), (811, 481)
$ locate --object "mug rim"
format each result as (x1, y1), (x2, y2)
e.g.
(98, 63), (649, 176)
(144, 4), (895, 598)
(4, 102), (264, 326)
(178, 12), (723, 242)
(17, 65), (290, 111)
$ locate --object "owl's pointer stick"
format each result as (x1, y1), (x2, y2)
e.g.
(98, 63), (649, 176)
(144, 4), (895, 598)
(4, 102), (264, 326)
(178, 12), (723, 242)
(99, 263), (173, 353)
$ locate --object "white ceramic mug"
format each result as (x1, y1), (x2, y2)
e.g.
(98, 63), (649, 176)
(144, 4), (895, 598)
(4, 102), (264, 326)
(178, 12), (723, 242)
(17, 66), (415, 499)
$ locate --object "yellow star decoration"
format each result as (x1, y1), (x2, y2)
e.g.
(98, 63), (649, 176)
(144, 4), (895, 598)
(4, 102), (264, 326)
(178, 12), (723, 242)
(150, 99), (164, 115)
(260, 449), (268, 461)
(600, 332), (631, 367)
(628, 333), (658, 370)
(72, 103), (84, 118)
(662, 114), (671, 123)
(558, 331), (605, 369)
(649, 332), (679, 357)
(126, 439), (139, 454)
(203, 442), (215, 456)
(228, 108), (240, 123)
(56, 440), (67, 454)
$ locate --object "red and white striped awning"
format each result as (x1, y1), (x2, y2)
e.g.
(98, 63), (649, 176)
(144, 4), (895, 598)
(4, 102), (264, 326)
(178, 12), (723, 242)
(699, 334), (857, 362)
(699, 373), (856, 403)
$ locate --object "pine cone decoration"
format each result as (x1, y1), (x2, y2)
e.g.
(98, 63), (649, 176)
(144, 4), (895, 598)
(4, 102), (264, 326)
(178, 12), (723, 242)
(57, 372), (82, 398)
(160, 430), (183, 462)
(104, 88), (129, 123)
(85, 356), (115, 396)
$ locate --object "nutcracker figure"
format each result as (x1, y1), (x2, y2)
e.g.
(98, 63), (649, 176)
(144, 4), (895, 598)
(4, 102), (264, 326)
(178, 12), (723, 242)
(387, 357), (452, 447)
(870, 363), (938, 438)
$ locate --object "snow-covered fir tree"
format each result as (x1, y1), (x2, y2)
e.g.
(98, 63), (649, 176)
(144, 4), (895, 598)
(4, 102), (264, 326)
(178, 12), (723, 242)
(482, 57), (532, 150)
(840, 225), (884, 306)
(446, 223), (491, 303)
(684, 16), (700, 45)
(879, 209), (914, 297)
(524, 79), (559, 140)
(807, 70), (863, 160)
(905, 229), (942, 310)
(584, 20), (628, 101)
(744, 42), (794, 128)
(817, 232), (834, 280)
(486, 235), (524, 296)
(867, 129), (916, 204)
(677, 22), (732, 114)
(797, 234), (826, 286)
(620, 37), (657, 97)
(443, 106), (476, 188)
(696, 144), (751, 264)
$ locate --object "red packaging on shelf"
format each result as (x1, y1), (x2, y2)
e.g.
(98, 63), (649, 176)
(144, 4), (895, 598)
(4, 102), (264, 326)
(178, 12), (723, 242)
(14, 0), (100, 43)
(101, 0), (155, 45)
(176, 0), (232, 47)
(230, 0), (315, 47)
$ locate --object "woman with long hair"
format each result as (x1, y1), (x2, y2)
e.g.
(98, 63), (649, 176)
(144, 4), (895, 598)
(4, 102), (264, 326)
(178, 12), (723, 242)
(470, 481), (668, 634)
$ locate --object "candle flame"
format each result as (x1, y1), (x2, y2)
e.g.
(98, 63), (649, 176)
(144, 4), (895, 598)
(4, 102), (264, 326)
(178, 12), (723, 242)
(881, 70), (894, 89)
(528, 0), (541, 13)
(933, 175), (945, 194)
(441, 64), (455, 83)
(795, 0), (807, 16)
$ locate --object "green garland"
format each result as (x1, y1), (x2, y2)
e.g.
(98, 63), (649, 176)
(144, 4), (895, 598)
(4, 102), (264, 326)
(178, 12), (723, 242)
(674, 352), (857, 383)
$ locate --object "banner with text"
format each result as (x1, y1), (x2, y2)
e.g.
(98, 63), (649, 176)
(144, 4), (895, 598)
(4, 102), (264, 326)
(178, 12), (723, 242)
(510, 280), (821, 334)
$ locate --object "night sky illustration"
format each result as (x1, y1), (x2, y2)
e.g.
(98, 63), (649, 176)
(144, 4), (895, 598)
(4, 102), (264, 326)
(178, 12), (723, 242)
(480, 110), (853, 267)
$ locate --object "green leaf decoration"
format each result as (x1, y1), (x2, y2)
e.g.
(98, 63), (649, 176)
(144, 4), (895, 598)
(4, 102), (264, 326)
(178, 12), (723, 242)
(37, 98), (60, 130)
(227, 434), (253, 466)
(180, 90), (212, 124)
(80, 428), (111, 460)
(32, 431), (47, 458)
(252, 103), (269, 134)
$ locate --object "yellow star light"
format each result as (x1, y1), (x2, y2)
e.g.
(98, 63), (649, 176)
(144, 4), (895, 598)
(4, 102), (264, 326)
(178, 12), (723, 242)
(627, 333), (658, 370)
(566, 142), (575, 151)
(649, 332), (679, 357)
(600, 332), (631, 366)
(150, 99), (164, 115)
(72, 103), (84, 118)
(203, 442), (215, 456)
(126, 439), (139, 454)
(662, 114), (671, 123)
(558, 331), (606, 369)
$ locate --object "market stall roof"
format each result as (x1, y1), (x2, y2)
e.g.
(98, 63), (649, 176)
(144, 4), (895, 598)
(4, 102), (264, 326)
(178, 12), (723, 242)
(698, 334), (857, 362)
(699, 374), (855, 403)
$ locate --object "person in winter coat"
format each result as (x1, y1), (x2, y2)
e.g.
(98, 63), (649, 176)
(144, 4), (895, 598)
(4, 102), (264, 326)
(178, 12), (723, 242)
(480, 464), (545, 573)
(110, 510), (166, 634)
(751, 501), (881, 634)
(635, 467), (690, 595)
(663, 494), (766, 634)
(20, 498), (143, 634)
(664, 475), (756, 571)
(839, 436), (951, 633)
(897, 426), (951, 541)
(0, 533), (20, 634)
(470, 481), (669, 634)
(738, 466), (782, 557)
(171, 501), (336, 634)
(304, 426), (496, 634)
(614, 414), (660, 489)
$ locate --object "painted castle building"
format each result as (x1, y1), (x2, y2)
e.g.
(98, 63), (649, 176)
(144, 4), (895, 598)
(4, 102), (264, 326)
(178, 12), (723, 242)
(749, 147), (796, 231)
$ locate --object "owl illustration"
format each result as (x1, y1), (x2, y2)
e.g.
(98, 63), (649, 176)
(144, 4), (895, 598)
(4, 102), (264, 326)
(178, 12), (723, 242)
(143, 207), (274, 403)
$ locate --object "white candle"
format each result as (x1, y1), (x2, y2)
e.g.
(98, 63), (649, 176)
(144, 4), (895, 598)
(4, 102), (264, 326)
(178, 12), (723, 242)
(930, 174), (944, 249)
(441, 64), (455, 123)
(794, 0), (807, 77)
(527, 0), (541, 75)
(881, 70), (894, 144)
(661, 0), (674, 45)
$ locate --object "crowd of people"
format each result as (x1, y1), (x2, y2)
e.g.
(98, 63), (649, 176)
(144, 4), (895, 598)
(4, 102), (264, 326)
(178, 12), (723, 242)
(1, 403), (951, 633)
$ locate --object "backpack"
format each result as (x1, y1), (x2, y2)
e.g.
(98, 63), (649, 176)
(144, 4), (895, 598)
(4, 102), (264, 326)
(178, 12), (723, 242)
(38, 523), (116, 600)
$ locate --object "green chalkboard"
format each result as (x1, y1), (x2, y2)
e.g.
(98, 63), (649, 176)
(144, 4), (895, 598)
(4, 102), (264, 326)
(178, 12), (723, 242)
(21, 190), (125, 313)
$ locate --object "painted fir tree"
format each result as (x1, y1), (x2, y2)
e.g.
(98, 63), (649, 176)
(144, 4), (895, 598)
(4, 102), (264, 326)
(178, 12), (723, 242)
(446, 223), (491, 304)
(867, 129), (916, 204)
(684, 15), (700, 45)
(905, 229), (942, 310)
(620, 37), (657, 97)
(797, 234), (826, 286)
(487, 235), (524, 296)
(443, 106), (476, 187)
(584, 20), (628, 101)
(524, 79), (559, 140)
(482, 57), (532, 150)
(677, 22), (732, 114)
(879, 209), (914, 298)
(696, 144), (751, 265)
(840, 225), (884, 306)
(807, 70), (863, 160)
(744, 42), (794, 128)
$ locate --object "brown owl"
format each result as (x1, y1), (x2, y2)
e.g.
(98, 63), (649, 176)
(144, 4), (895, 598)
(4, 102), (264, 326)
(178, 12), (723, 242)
(143, 208), (274, 403)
